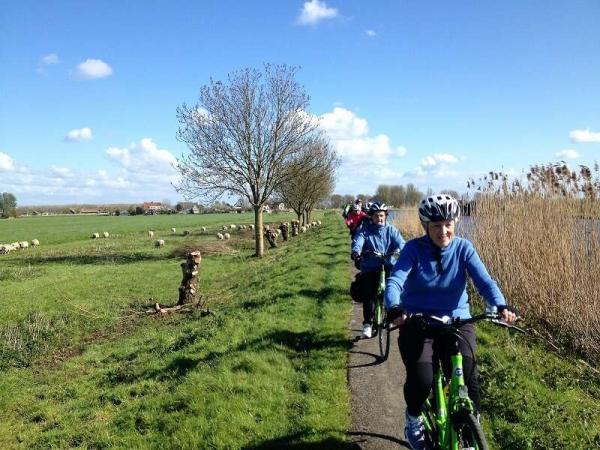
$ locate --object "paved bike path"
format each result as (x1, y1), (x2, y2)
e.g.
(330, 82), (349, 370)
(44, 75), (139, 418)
(348, 300), (410, 449)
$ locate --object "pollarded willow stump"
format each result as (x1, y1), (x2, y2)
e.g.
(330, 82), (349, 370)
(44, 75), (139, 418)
(265, 229), (278, 248)
(178, 251), (202, 306)
(279, 223), (289, 241)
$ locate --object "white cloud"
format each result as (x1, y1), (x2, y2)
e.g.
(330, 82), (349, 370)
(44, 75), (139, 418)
(64, 127), (94, 142)
(556, 149), (581, 159)
(421, 153), (459, 167)
(50, 166), (72, 177)
(74, 59), (113, 80)
(0, 152), (15, 171)
(569, 128), (600, 143)
(365, 29), (376, 37)
(106, 138), (177, 175)
(40, 53), (59, 65)
(297, 0), (338, 25)
(320, 107), (368, 139)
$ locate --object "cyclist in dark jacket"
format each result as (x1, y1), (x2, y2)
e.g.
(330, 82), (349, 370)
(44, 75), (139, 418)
(385, 194), (517, 450)
(351, 202), (405, 338)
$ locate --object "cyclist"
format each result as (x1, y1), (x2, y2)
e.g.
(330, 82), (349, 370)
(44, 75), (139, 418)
(351, 201), (405, 338)
(384, 194), (517, 450)
(345, 199), (368, 237)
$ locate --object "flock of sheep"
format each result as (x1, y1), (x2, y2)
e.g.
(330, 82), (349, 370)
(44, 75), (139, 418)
(0, 239), (40, 254)
(0, 220), (323, 256)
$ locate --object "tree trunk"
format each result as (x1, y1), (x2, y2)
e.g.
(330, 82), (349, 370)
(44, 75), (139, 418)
(178, 251), (202, 305)
(254, 204), (264, 257)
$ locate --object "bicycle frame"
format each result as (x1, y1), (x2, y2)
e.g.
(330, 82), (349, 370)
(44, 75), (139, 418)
(422, 350), (476, 449)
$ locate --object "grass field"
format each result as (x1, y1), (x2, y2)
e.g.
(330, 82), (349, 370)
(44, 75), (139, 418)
(0, 211), (353, 449)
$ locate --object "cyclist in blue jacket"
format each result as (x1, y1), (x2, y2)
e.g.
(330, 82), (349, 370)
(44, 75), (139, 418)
(384, 194), (517, 450)
(351, 202), (405, 338)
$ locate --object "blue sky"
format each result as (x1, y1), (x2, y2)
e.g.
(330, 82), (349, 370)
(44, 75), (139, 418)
(1, 0), (599, 205)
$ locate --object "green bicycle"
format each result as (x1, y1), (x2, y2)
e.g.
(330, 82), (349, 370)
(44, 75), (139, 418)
(364, 250), (399, 361)
(406, 312), (524, 450)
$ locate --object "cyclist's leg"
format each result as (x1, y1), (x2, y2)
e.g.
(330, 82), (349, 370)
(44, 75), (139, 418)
(458, 323), (480, 414)
(399, 320), (434, 416)
(360, 271), (379, 325)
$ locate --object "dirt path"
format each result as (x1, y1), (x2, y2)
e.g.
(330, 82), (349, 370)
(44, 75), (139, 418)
(347, 300), (410, 449)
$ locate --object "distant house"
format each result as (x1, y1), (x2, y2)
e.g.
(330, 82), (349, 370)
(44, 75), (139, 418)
(190, 206), (200, 214)
(80, 208), (100, 215)
(143, 202), (163, 214)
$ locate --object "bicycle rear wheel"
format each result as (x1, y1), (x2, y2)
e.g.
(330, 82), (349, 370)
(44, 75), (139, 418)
(453, 412), (488, 450)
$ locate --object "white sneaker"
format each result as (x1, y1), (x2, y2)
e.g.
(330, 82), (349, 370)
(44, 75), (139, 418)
(362, 323), (372, 338)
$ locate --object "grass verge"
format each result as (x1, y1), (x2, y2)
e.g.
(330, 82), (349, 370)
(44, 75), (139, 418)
(0, 212), (353, 449)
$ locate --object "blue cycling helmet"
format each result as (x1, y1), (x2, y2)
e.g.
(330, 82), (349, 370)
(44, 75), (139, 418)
(418, 194), (460, 223)
(368, 201), (388, 216)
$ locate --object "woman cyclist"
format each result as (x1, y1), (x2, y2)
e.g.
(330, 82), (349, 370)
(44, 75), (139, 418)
(351, 202), (405, 338)
(345, 199), (368, 237)
(384, 194), (517, 450)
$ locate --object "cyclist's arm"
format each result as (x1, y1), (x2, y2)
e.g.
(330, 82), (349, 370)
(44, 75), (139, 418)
(465, 241), (506, 308)
(351, 228), (366, 256)
(384, 243), (415, 310)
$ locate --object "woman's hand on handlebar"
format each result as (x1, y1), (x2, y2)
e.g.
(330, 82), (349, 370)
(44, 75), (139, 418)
(498, 305), (518, 324)
(387, 306), (407, 326)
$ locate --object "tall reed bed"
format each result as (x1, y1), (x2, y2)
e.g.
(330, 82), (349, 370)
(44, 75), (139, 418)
(470, 163), (600, 363)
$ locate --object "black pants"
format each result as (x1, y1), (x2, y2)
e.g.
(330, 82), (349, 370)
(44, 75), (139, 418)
(360, 267), (391, 324)
(398, 321), (481, 416)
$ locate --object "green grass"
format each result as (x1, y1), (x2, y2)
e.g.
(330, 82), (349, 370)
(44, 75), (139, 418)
(472, 300), (600, 449)
(0, 211), (354, 449)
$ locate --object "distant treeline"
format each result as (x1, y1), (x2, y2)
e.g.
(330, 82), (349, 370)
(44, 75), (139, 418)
(327, 185), (461, 209)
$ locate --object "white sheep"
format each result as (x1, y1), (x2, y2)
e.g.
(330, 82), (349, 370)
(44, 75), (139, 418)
(31, 239), (40, 246)
(222, 225), (229, 231)
(249, 224), (255, 230)
(317, 220), (322, 226)
(201, 226), (207, 233)
(155, 239), (165, 247)
(19, 241), (29, 249)
(300, 226), (307, 233)
(224, 233), (231, 240)
(311, 221), (317, 227)
(216, 233), (224, 240)
(171, 228), (176, 234)
(0, 245), (10, 255)
(148, 231), (154, 238)
(275, 229), (281, 235)
(230, 224), (237, 229)
(102, 232), (109, 238)
(92, 233), (100, 239)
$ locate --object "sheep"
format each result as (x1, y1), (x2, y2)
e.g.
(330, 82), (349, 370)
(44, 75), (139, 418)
(249, 224), (255, 230)
(230, 224), (237, 229)
(171, 228), (177, 234)
(0, 245), (10, 255)
(264, 225), (270, 231)
(92, 233), (100, 239)
(216, 233), (224, 240)
(311, 221), (317, 227)
(102, 232), (109, 238)
(300, 226), (307, 233)
(31, 239), (40, 246)
(183, 230), (191, 236)
(155, 239), (165, 247)
(222, 225), (229, 231)
(275, 229), (281, 236)
(224, 233), (231, 240)
(148, 231), (154, 238)
(19, 241), (29, 249)
(201, 226), (207, 233)
(317, 220), (322, 226)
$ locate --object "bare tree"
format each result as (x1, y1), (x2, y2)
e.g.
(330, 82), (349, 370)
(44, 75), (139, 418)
(175, 64), (321, 256)
(278, 139), (338, 225)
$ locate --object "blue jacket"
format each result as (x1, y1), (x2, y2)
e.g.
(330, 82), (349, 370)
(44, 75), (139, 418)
(352, 222), (405, 273)
(384, 236), (506, 319)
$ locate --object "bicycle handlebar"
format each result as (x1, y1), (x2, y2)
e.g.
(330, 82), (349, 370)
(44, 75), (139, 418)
(407, 313), (526, 333)
(360, 249), (400, 259)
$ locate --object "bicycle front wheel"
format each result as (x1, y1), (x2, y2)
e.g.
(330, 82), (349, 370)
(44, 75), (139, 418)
(453, 412), (488, 450)
(378, 312), (391, 360)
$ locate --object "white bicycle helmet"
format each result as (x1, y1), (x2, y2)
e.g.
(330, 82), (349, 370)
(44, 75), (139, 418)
(418, 194), (460, 223)
(368, 201), (388, 216)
